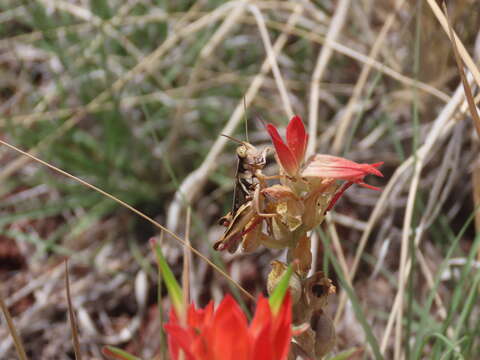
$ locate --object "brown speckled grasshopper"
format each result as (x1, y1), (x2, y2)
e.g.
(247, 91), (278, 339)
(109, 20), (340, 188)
(214, 135), (275, 253)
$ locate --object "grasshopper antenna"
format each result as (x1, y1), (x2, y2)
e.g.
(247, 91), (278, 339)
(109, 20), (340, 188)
(243, 95), (249, 143)
(221, 134), (244, 144)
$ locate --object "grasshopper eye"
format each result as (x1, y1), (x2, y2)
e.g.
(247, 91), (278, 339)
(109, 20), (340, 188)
(236, 146), (247, 158)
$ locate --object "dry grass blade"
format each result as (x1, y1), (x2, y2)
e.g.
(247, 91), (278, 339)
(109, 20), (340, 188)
(426, 0), (480, 89)
(0, 296), (28, 360)
(335, 81), (466, 330)
(0, 139), (254, 302)
(65, 261), (82, 360)
(248, 4), (293, 118)
(442, 3), (480, 136)
(0, 2), (236, 183)
(442, 2), (480, 262)
(306, 0), (351, 277)
(307, 0), (351, 155)
(394, 152), (422, 360)
(332, 0), (406, 154)
(0, 20), (450, 128)
(391, 23), (465, 353)
(182, 207), (192, 306)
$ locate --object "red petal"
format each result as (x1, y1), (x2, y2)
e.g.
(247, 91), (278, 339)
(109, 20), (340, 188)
(250, 296), (274, 360)
(166, 294), (293, 360)
(187, 301), (214, 329)
(190, 337), (212, 360)
(286, 116), (308, 167)
(164, 323), (197, 360)
(303, 155), (383, 184)
(210, 295), (252, 360)
(251, 322), (273, 360)
(267, 124), (298, 176)
(357, 182), (381, 191)
(270, 292), (292, 360)
(250, 294), (292, 360)
(250, 295), (272, 336)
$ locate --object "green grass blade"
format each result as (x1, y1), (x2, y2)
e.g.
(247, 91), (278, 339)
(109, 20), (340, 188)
(269, 264), (293, 314)
(328, 347), (362, 359)
(412, 211), (477, 359)
(428, 333), (464, 360)
(151, 238), (184, 317)
(102, 346), (143, 360)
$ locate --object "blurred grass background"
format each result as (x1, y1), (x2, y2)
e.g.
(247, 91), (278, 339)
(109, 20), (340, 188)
(1, 0), (480, 359)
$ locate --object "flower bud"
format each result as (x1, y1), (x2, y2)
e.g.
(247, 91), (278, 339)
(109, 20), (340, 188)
(312, 311), (336, 357)
(267, 261), (302, 305)
(304, 272), (336, 311)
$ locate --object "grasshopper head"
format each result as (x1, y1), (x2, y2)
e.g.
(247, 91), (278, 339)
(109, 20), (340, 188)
(236, 142), (268, 170)
(222, 134), (268, 171)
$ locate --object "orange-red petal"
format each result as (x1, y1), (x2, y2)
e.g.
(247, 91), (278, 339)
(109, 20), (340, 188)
(267, 124), (298, 176)
(270, 292), (292, 360)
(302, 154), (383, 188)
(166, 293), (292, 360)
(250, 293), (292, 360)
(250, 296), (274, 360)
(209, 295), (251, 360)
(250, 295), (272, 334)
(187, 301), (214, 329)
(164, 308), (198, 360)
(286, 116), (308, 168)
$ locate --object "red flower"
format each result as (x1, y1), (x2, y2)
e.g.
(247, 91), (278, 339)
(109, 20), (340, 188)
(302, 154), (383, 190)
(165, 293), (292, 360)
(267, 116), (308, 176)
(301, 154), (384, 211)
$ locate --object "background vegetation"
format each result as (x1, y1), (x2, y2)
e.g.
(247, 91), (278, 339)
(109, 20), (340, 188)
(1, 0), (479, 359)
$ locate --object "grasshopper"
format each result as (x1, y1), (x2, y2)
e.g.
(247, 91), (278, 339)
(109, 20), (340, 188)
(214, 135), (276, 253)
(223, 136), (268, 213)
